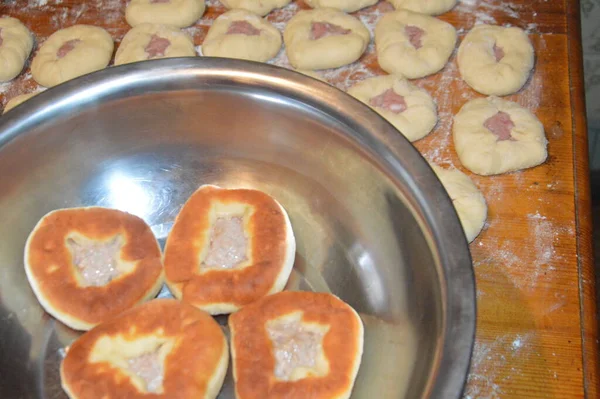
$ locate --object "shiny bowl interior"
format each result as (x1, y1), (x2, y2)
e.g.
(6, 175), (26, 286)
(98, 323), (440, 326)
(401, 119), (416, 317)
(0, 58), (475, 398)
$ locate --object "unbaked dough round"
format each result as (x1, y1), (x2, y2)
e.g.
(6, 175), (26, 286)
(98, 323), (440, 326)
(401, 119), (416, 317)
(0, 17), (34, 82)
(219, 0), (291, 16)
(292, 68), (326, 82)
(3, 91), (40, 114)
(348, 74), (437, 142)
(305, 0), (378, 13)
(457, 24), (534, 96)
(430, 163), (487, 242)
(31, 25), (113, 88)
(389, 0), (456, 15)
(376, 10), (457, 79)
(453, 96), (547, 175)
(126, 0), (205, 28)
(115, 24), (195, 65)
(202, 9), (282, 62)
(284, 8), (370, 70)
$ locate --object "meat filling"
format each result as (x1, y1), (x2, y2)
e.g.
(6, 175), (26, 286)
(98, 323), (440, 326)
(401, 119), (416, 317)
(380, 1), (395, 12)
(493, 43), (505, 62)
(57, 39), (81, 58)
(369, 88), (407, 114)
(267, 317), (326, 381)
(145, 34), (170, 58)
(405, 25), (425, 49)
(484, 111), (514, 141)
(127, 350), (164, 393)
(67, 237), (122, 286)
(310, 21), (351, 40)
(226, 20), (261, 36)
(203, 216), (248, 269)
(0, 29), (4, 47)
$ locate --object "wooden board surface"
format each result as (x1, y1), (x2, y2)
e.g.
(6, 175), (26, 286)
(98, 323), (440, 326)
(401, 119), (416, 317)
(0, 0), (597, 397)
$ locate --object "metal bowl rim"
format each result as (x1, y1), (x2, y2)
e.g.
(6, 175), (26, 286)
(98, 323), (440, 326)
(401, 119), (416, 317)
(0, 57), (476, 399)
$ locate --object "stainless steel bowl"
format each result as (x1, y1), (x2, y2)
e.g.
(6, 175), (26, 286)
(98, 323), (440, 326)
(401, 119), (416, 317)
(0, 58), (475, 398)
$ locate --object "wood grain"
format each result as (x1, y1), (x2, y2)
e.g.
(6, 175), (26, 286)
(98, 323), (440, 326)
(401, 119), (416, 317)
(0, 0), (597, 397)
(565, 1), (599, 398)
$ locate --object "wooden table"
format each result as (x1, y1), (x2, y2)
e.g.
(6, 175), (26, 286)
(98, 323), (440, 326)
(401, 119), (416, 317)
(1, 0), (597, 397)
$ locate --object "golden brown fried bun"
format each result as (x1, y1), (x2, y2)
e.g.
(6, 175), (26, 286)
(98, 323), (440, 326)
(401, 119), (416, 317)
(164, 185), (296, 314)
(229, 291), (364, 399)
(24, 207), (164, 330)
(60, 299), (228, 399)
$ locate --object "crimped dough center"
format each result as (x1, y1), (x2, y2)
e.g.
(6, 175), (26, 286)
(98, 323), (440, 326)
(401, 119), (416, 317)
(89, 334), (175, 394)
(127, 349), (164, 393)
(203, 216), (249, 269)
(67, 235), (124, 286)
(267, 312), (330, 381)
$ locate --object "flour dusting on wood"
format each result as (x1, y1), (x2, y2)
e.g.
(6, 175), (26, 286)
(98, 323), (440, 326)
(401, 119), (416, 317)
(464, 332), (534, 399)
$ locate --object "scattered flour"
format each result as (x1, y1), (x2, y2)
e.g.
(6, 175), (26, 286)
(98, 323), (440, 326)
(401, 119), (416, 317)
(206, 0), (223, 7)
(0, 82), (11, 96)
(454, 0), (531, 27)
(465, 333), (534, 399)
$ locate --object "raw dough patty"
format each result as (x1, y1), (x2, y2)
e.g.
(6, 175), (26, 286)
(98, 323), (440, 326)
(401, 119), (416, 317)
(164, 185), (296, 315)
(0, 17), (34, 82)
(348, 74), (437, 142)
(202, 9), (281, 62)
(294, 68), (327, 82)
(126, 0), (205, 28)
(305, 0), (378, 13)
(24, 207), (164, 330)
(61, 299), (228, 399)
(430, 163), (487, 242)
(31, 25), (113, 87)
(457, 24), (534, 96)
(229, 291), (364, 399)
(115, 24), (196, 65)
(3, 91), (40, 114)
(219, 0), (291, 16)
(389, 0), (457, 15)
(376, 10), (457, 79)
(453, 96), (547, 175)
(284, 8), (370, 70)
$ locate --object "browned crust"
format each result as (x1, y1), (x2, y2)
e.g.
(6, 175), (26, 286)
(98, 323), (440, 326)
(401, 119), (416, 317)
(60, 299), (227, 399)
(164, 185), (289, 309)
(25, 207), (163, 326)
(566, 0), (600, 396)
(228, 291), (362, 399)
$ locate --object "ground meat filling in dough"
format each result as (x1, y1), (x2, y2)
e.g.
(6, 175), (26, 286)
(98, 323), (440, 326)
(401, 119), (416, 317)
(145, 35), (170, 58)
(484, 111), (514, 141)
(405, 25), (425, 49)
(369, 88), (407, 114)
(226, 20), (261, 36)
(203, 216), (248, 269)
(310, 21), (351, 40)
(493, 43), (505, 62)
(127, 349), (164, 393)
(57, 39), (81, 58)
(267, 317), (326, 381)
(67, 237), (122, 286)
